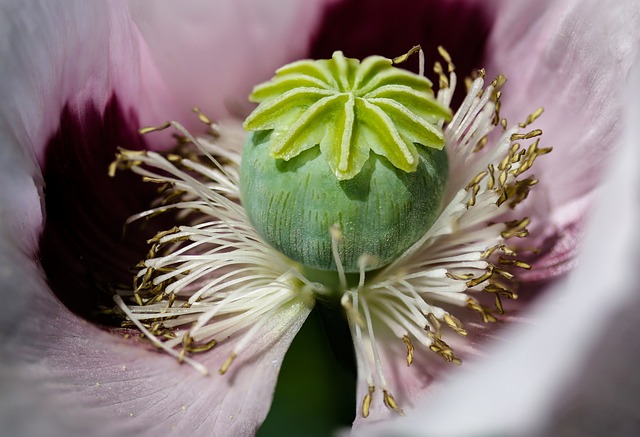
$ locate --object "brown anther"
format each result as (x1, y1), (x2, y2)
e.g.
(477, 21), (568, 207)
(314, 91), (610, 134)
(494, 294), (505, 314)
(524, 129), (543, 139)
(511, 149), (526, 164)
(466, 184), (480, 208)
(496, 190), (509, 207)
(466, 268), (493, 288)
(148, 226), (181, 244)
(498, 153), (512, 171)
(467, 298), (498, 323)
(499, 167), (511, 187)
(498, 257), (532, 270)
(505, 217), (530, 229)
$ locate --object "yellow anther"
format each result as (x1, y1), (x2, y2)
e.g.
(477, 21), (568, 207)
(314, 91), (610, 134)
(444, 313), (468, 336)
(139, 122), (171, 134)
(518, 107), (544, 128)
(426, 313), (442, 336)
(466, 269), (493, 288)
(466, 171), (488, 189)
(392, 45), (421, 64)
(474, 135), (488, 152)
(192, 106), (213, 125)
(383, 390), (404, 415)
(446, 271), (475, 281)
(362, 386), (375, 418)
(498, 257), (532, 270)
(219, 353), (237, 375)
(437, 45), (454, 72)
(403, 335), (415, 366)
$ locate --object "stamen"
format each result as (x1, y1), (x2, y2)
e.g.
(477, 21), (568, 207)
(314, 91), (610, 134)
(331, 225), (347, 290)
(402, 335), (415, 366)
(383, 390), (404, 415)
(392, 44), (422, 65)
(362, 385), (375, 418)
(219, 353), (236, 375)
(113, 48), (551, 422)
(113, 295), (209, 375)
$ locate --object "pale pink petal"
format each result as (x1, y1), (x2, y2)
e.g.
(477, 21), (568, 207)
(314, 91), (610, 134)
(2, 256), (312, 435)
(486, 0), (640, 278)
(1, 1), (325, 434)
(0, 1), (172, 163)
(128, 0), (338, 124)
(357, 50), (640, 437)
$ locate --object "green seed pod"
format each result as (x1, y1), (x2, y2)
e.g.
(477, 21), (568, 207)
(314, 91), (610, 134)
(241, 51), (451, 273)
(241, 130), (448, 272)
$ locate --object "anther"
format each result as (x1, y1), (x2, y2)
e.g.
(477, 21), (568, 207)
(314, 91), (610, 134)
(219, 353), (237, 375)
(403, 335), (415, 366)
(437, 46), (454, 72)
(518, 107), (544, 128)
(383, 390), (404, 415)
(139, 122), (171, 135)
(466, 269), (493, 288)
(362, 386), (375, 418)
(392, 45), (421, 64)
(192, 106), (212, 125)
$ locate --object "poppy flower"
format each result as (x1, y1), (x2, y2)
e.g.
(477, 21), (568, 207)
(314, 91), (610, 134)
(0, 1), (638, 436)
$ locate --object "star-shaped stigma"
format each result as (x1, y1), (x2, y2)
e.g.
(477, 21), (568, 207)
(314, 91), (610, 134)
(243, 51), (452, 180)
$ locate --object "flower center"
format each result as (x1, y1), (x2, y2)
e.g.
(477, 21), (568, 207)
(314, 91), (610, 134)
(241, 50), (451, 273)
(111, 47), (551, 420)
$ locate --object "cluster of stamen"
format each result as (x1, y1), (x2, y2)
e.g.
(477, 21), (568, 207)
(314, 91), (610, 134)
(111, 117), (315, 376)
(331, 48), (551, 418)
(111, 47), (551, 420)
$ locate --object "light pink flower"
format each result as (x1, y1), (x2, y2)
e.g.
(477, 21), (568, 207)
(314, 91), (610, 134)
(0, 0), (638, 436)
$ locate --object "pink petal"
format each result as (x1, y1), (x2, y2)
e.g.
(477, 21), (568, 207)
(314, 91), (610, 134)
(128, 0), (337, 124)
(0, 1), (170, 163)
(2, 261), (312, 435)
(0, 1), (327, 434)
(486, 0), (640, 279)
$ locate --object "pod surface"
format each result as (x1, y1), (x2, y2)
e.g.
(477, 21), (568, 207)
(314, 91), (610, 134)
(240, 130), (448, 272)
